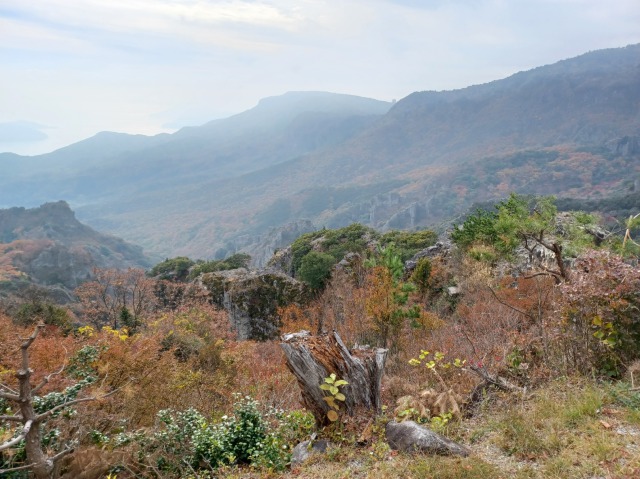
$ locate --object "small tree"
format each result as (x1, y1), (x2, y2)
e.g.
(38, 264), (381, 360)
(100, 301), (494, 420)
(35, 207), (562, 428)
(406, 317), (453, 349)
(75, 268), (156, 329)
(411, 257), (433, 297)
(365, 244), (423, 349)
(622, 212), (640, 253)
(560, 250), (640, 375)
(453, 194), (570, 282)
(0, 324), (116, 478)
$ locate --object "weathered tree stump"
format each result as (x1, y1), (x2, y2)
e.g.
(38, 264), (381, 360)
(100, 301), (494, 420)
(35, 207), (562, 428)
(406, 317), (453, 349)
(280, 330), (387, 426)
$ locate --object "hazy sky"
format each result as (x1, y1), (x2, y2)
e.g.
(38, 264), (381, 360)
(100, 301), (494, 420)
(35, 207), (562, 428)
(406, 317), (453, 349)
(1, 0), (639, 155)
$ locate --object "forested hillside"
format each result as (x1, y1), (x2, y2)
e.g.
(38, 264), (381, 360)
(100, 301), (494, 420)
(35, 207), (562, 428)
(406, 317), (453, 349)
(0, 202), (150, 306)
(1, 45), (638, 261)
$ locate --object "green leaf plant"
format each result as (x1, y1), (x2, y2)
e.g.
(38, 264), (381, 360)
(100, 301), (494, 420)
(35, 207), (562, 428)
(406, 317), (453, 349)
(320, 373), (348, 422)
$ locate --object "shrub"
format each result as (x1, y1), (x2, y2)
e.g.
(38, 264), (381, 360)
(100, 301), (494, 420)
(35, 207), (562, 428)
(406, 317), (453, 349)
(559, 250), (640, 376)
(188, 253), (252, 279)
(149, 257), (195, 281)
(119, 396), (307, 475)
(411, 257), (432, 295)
(380, 229), (437, 261)
(298, 251), (336, 290)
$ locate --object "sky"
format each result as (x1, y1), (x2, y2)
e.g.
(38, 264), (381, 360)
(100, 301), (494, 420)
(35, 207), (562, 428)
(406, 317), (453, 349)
(1, 0), (639, 156)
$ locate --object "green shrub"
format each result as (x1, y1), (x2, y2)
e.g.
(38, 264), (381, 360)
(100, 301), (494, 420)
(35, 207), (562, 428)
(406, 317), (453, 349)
(298, 251), (336, 290)
(188, 253), (252, 279)
(380, 229), (437, 261)
(411, 257), (432, 295)
(14, 302), (72, 333)
(290, 224), (377, 275)
(113, 396), (309, 475)
(149, 257), (195, 281)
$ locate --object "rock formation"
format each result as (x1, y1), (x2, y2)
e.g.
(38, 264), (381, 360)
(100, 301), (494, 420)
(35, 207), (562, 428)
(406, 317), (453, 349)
(199, 268), (310, 340)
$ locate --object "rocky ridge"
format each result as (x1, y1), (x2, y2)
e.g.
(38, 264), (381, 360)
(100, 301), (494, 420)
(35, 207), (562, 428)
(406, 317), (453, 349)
(0, 201), (150, 291)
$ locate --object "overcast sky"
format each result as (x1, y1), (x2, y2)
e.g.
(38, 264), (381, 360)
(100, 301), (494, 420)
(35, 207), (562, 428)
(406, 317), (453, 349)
(1, 0), (638, 155)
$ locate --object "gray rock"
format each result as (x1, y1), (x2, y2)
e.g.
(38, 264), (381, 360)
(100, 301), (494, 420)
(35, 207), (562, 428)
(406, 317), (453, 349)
(199, 268), (310, 340)
(447, 286), (460, 296)
(291, 439), (331, 465)
(385, 420), (470, 457)
(606, 135), (640, 157)
(405, 241), (451, 272)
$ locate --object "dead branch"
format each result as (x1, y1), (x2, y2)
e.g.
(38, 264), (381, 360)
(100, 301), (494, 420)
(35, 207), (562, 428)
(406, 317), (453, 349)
(0, 414), (23, 422)
(467, 365), (526, 395)
(0, 391), (19, 401)
(488, 286), (534, 321)
(0, 419), (33, 451)
(32, 350), (67, 395)
(0, 383), (18, 395)
(0, 462), (37, 474)
(36, 387), (122, 422)
(0, 322), (119, 479)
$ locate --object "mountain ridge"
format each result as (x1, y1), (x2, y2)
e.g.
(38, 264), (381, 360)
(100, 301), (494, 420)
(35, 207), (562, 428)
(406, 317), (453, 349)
(0, 201), (151, 293)
(1, 45), (639, 259)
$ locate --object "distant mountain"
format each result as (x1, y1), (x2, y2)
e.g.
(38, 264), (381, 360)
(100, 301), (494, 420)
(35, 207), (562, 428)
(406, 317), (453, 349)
(1, 46), (638, 260)
(0, 92), (390, 208)
(0, 201), (150, 293)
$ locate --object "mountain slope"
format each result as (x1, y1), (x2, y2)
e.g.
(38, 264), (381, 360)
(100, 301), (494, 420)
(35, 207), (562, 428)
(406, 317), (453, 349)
(0, 201), (150, 291)
(83, 45), (639, 258)
(0, 92), (391, 208)
(2, 46), (639, 259)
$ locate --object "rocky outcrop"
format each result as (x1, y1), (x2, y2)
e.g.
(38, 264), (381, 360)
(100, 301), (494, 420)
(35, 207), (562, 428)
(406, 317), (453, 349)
(267, 247), (295, 276)
(218, 220), (317, 269)
(405, 241), (451, 272)
(606, 135), (640, 157)
(291, 439), (331, 465)
(199, 268), (310, 340)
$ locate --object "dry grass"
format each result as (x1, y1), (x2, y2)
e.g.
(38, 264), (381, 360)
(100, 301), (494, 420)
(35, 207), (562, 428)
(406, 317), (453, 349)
(216, 377), (640, 479)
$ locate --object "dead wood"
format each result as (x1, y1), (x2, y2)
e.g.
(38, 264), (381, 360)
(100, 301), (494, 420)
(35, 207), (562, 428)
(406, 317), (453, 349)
(280, 330), (387, 426)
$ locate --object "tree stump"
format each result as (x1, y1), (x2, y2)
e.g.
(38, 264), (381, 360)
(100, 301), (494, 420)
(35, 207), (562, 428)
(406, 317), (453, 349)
(280, 330), (388, 426)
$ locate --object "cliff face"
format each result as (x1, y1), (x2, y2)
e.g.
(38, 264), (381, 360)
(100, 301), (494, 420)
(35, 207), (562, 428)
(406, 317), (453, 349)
(0, 201), (150, 290)
(199, 268), (309, 340)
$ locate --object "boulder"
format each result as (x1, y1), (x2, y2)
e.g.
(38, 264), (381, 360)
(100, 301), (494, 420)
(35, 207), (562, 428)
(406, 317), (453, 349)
(385, 420), (470, 457)
(291, 439), (331, 465)
(405, 241), (451, 272)
(199, 268), (310, 340)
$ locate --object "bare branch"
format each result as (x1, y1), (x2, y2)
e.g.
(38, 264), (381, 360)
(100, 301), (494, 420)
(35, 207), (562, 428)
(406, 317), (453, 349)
(0, 461), (37, 474)
(0, 383), (18, 395)
(488, 286), (534, 321)
(0, 414), (23, 422)
(20, 323), (44, 351)
(0, 391), (19, 401)
(522, 270), (561, 282)
(35, 396), (96, 422)
(459, 326), (482, 363)
(32, 351), (68, 395)
(49, 446), (75, 463)
(36, 388), (121, 422)
(0, 419), (33, 451)
(467, 366), (526, 395)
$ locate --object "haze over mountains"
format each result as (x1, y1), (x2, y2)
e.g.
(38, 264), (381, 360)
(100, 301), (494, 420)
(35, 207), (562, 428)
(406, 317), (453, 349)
(1, 44), (639, 262)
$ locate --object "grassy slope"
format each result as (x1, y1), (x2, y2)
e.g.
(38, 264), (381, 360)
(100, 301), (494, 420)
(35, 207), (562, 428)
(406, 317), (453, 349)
(221, 378), (640, 479)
